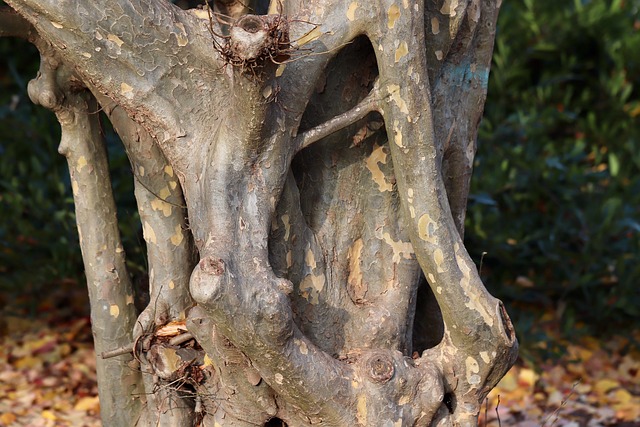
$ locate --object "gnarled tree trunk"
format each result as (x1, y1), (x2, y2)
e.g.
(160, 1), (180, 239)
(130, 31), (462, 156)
(2, 0), (517, 425)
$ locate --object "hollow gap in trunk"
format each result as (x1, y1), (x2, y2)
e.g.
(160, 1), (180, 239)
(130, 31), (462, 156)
(412, 276), (445, 354)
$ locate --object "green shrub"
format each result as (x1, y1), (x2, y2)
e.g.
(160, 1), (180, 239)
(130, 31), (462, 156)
(468, 0), (640, 337)
(0, 39), (143, 312)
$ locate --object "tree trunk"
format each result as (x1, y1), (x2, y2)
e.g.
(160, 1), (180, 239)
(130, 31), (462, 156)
(2, 0), (517, 425)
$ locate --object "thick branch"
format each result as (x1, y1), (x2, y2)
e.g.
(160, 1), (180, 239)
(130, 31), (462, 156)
(26, 48), (143, 425)
(365, 0), (517, 423)
(6, 0), (223, 144)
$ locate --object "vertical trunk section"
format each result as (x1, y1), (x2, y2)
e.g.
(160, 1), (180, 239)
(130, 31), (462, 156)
(25, 52), (145, 425)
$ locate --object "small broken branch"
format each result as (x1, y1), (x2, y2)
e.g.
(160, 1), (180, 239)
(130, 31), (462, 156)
(293, 82), (382, 152)
(169, 332), (195, 346)
(101, 343), (135, 359)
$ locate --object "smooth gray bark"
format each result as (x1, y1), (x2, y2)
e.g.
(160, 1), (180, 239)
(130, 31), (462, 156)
(3, 0), (518, 425)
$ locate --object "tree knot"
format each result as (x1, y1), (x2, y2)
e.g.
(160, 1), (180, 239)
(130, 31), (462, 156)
(200, 257), (226, 276)
(218, 14), (290, 73)
(365, 352), (395, 383)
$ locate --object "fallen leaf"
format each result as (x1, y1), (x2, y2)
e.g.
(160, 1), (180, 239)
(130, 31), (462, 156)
(74, 395), (100, 412)
(0, 413), (17, 424)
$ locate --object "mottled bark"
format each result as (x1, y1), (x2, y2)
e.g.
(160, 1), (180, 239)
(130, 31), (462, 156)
(23, 40), (144, 425)
(4, 0), (517, 425)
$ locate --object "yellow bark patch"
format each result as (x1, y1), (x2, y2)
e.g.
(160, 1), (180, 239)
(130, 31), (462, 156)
(455, 246), (494, 326)
(107, 34), (124, 47)
(138, 165), (145, 176)
(356, 395), (367, 425)
(365, 144), (393, 192)
(164, 165), (174, 177)
(169, 180), (177, 190)
(418, 214), (438, 244)
(393, 120), (403, 147)
(126, 294), (134, 305)
(480, 351), (491, 364)
(275, 373), (284, 385)
(395, 41), (408, 62)
(431, 17), (440, 34)
(435, 50), (444, 60)
(169, 280), (175, 290)
(276, 64), (286, 77)
(305, 248), (317, 270)
(76, 156), (87, 172)
(409, 205), (416, 218)
(151, 198), (173, 217)
(286, 250), (293, 268)
(347, 2), (358, 21)
(433, 248), (445, 273)
(299, 273), (325, 305)
(466, 356), (481, 385)
(347, 239), (365, 300)
(170, 224), (184, 246)
(71, 179), (79, 196)
(109, 305), (120, 318)
(282, 214), (291, 240)
(174, 23), (188, 47)
(159, 186), (171, 199)
(294, 338), (309, 355)
(382, 233), (414, 263)
(203, 354), (214, 368)
(142, 221), (157, 244)
(428, 273), (436, 284)
(440, 0), (459, 17)
(387, 84), (410, 115)
(387, 4), (401, 29)
(120, 82), (133, 99)
(403, 0), (409, 8)
(51, 22), (64, 29)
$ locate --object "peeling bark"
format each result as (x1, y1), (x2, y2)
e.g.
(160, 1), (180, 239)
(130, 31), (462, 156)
(3, 0), (517, 425)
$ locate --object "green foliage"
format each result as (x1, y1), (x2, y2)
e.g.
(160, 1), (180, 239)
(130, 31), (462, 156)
(0, 39), (143, 311)
(0, 39), (79, 297)
(467, 0), (640, 337)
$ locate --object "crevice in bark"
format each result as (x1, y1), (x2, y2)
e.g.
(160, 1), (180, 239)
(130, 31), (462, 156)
(264, 417), (287, 427)
(412, 277), (445, 354)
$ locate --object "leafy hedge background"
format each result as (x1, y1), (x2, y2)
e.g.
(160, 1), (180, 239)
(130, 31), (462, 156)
(466, 0), (639, 353)
(1, 0), (639, 354)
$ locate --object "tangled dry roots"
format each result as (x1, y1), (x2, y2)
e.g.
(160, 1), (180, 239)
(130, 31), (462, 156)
(221, 14), (290, 72)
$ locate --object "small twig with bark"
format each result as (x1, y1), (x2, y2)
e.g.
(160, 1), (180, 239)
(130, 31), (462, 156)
(293, 82), (383, 152)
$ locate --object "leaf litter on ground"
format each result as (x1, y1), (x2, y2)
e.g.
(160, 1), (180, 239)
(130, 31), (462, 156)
(1, 300), (638, 426)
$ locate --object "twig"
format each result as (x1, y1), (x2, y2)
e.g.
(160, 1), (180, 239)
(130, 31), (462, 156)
(293, 83), (383, 152)
(101, 343), (134, 359)
(479, 251), (487, 276)
(542, 379), (581, 427)
(169, 332), (194, 346)
(496, 395), (501, 427)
